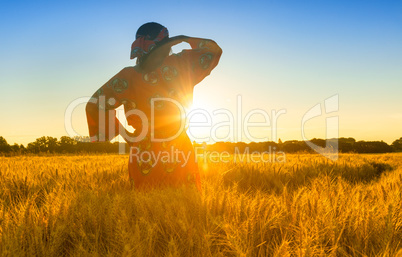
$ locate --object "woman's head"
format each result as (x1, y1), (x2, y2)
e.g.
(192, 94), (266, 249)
(136, 22), (168, 40)
(130, 22), (169, 62)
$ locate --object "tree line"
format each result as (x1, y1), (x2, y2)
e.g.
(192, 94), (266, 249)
(198, 137), (402, 154)
(0, 136), (402, 155)
(0, 136), (125, 155)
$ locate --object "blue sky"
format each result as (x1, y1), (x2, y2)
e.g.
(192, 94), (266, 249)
(1, 0), (401, 145)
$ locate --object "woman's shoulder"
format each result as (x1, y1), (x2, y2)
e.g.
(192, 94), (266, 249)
(112, 66), (143, 81)
(121, 66), (140, 74)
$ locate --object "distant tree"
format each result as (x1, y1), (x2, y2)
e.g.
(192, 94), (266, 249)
(59, 136), (78, 152)
(392, 137), (402, 151)
(208, 141), (230, 152)
(27, 136), (59, 153)
(0, 136), (11, 152)
(309, 138), (326, 148)
(339, 137), (356, 152)
(281, 140), (309, 153)
(10, 143), (20, 152)
(354, 141), (393, 153)
(248, 142), (264, 152)
(73, 136), (91, 143)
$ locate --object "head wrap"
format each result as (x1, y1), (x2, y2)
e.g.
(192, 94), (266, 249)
(130, 27), (169, 61)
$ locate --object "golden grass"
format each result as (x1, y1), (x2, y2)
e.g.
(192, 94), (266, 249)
(0, 153), (402, 256)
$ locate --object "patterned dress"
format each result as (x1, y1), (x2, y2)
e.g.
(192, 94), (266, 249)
(86, 37), (222, 190)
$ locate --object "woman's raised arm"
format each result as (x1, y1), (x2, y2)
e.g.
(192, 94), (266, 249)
(179, 36), (223, 85)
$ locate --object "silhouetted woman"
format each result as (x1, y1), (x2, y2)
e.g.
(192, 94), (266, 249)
(86, 22), (222, 190)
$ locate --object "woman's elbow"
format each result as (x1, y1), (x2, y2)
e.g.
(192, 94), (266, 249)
(212, 41), (223, 61)
(213, 44), (223, 63)
(211, 40), (222, 56)
(216, 45), (223, 58)
(216, 42), (223, 54)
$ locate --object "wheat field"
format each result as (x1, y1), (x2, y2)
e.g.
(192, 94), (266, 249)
(0, 153), (401, 256)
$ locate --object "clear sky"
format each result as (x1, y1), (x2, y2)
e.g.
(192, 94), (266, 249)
(1, 0), (401, 145)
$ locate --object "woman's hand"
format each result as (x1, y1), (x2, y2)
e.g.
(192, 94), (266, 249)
(139, 35), (189, 72)
(167, 35), (189, 44)
(155, 35), (189, 52)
